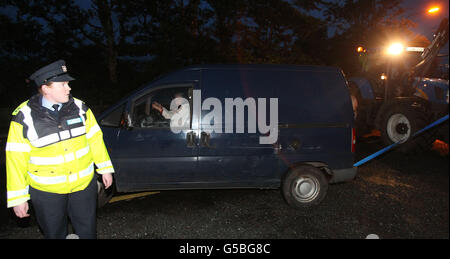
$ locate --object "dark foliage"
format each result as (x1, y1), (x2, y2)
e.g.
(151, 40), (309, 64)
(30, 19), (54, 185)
(0, 0), (417, 108)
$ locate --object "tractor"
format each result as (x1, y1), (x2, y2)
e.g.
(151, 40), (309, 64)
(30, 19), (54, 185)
(348, 18), (449, 152)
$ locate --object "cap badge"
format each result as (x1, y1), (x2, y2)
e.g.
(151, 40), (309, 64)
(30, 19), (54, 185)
(62, 65), (67, 72)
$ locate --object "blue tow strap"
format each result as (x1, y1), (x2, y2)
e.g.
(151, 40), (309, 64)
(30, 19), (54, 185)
(353, 114), (449, 167)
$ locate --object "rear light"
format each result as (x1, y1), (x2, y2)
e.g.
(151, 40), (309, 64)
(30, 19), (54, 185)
(351, 128), (356, 153)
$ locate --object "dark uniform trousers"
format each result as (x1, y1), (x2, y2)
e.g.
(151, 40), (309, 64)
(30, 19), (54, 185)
(29, 176), (97, 239)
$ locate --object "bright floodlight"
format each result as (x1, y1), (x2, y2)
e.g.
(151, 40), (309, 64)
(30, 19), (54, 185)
(428, 7), (440, 14)
(387, 43), (404, 56)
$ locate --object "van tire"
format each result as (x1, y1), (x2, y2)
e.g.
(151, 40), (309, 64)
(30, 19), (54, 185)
(281, 165), (328, 208)
(97, 180), (115, 208)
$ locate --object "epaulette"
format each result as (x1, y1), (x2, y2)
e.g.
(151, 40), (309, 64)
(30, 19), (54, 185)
(12, 100), (29, 116)
(73, 97), (89, 112)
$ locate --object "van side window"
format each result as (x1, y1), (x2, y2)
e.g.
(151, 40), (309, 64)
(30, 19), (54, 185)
(132, 86), (192, 129)
(100, 104), (125, 128)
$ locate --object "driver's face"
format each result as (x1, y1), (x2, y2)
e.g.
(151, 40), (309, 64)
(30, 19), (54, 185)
(174, 94), (184, 106)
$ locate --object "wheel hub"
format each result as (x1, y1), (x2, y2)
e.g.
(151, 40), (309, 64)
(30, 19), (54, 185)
(387, 113), (411, 143)
(396, 123), (409, 135)
(293, 176), (320, 203)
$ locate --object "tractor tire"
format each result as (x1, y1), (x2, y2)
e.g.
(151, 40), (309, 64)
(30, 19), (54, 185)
(379, 103), (435, 153)
(435, 120), (449, 144)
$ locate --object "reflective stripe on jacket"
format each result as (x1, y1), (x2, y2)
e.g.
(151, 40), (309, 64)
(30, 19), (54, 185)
(5, 94), (114, 208)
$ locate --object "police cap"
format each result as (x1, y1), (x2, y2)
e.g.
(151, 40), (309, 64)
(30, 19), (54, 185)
(29, 60), (75, 87)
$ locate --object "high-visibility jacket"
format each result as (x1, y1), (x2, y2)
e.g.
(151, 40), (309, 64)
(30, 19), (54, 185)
(5, 94), (114, 208)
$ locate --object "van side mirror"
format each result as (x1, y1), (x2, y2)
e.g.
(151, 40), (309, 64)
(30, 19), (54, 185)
(120, 112), (133, 131)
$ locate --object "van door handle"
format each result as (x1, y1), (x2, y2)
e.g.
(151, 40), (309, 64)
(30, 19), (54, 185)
(186, 131), (196, 147)
(200, 131), (211, 148)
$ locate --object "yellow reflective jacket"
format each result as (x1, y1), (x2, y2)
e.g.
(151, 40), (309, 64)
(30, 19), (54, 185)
(6, 95), (114, 208)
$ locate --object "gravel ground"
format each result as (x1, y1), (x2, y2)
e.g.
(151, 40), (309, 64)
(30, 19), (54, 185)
(0, 137), (448, 239)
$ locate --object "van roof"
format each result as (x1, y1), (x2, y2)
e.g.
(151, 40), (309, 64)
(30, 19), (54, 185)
(180, 64), (341, 73)
(98, 64), (344, 120)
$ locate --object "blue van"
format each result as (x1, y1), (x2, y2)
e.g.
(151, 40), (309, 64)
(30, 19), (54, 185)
(97, 65), (357, 208)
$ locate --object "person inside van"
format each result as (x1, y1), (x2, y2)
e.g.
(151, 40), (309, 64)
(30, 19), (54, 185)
(152, 92), (190, 121)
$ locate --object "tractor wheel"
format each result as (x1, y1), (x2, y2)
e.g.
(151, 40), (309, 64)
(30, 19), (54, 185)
(379, 104), (435, 153)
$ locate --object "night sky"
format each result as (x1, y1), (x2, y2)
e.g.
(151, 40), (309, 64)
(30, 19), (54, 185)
(402, 0), (449, 56)
(401, 0), (449, 37)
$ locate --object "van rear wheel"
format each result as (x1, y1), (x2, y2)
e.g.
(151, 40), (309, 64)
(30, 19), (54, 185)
(282, 165), (328, 208)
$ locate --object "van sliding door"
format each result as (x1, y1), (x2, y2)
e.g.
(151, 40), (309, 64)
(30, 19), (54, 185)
(196, 69), (279, 187)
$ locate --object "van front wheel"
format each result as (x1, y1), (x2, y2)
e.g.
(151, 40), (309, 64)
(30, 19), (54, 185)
(282, 165), (328, 208)
(97, 180), (115, 208)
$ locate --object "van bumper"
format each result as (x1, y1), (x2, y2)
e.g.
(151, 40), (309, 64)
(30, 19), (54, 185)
(329, 167), (357, 184)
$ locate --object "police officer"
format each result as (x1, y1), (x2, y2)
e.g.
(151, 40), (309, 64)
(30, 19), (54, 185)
(5, 60), (114, 239)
